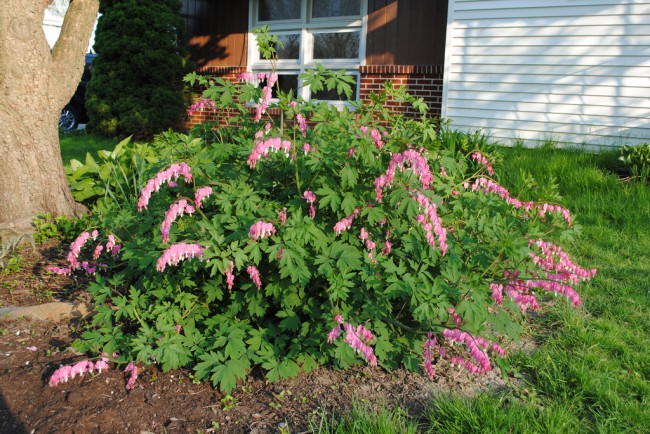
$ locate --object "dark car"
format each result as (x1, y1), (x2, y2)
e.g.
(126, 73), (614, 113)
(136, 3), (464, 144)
(59, 53), (96, 131)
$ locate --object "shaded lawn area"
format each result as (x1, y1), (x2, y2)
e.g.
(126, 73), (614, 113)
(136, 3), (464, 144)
(59, 132), (119, 167)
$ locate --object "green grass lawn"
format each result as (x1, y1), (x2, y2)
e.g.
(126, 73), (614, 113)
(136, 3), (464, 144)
(59, 132), (120, 167)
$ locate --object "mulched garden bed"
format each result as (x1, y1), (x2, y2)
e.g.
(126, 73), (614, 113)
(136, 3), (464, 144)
(0, 241), (512, 433)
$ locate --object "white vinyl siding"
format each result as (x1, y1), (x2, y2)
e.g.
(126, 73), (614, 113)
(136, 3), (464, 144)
(442, 0), (650, 148)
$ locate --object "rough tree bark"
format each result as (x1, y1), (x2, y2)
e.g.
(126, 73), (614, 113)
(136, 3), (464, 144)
(0, 0), (99, 231)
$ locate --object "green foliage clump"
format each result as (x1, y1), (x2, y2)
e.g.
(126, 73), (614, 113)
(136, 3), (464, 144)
(66, 136), (159, 212)
(619, 143), (650, 182)
(31, 213), (89, 244)
(86, 0), (186, 139)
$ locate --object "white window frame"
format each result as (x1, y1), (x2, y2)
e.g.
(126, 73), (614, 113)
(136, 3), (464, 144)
(247, 0), (367, 104)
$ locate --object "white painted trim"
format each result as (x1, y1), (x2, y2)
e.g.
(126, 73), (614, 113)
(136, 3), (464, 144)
(247, 0), (256, 72)
(359, 0), (368, 67)
(441, 0), (456, 120)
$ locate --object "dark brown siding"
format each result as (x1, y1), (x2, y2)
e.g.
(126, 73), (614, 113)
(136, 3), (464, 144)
(366, 0), (447, 66)
(182, 0), (249, 70)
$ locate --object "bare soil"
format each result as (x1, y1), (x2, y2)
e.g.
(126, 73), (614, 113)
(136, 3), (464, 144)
(0, 241), (513, 433)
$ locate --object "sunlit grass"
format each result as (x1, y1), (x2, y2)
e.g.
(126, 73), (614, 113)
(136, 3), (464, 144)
(426, 392), (582, 433)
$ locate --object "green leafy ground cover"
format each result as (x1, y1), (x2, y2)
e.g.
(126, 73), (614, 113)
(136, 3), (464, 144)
(56, 39), (593, 404)
(59, 69), (598, 394)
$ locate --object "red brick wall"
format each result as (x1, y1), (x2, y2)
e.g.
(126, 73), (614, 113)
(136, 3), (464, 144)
(185, 64), (445, 129)
(183, 66), (247, 130)
(359, 65), (444, 118)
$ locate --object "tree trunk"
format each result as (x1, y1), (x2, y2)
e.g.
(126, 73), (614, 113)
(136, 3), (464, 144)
(0, 0), (99, 230)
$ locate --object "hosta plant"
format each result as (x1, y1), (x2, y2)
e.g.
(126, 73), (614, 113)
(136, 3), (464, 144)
(66, 136), (159, 211)
(619, 143), (650, 182)
(66, 65), (596, 393)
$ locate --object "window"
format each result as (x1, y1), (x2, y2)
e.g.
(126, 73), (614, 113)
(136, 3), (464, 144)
(312, 0), (361, 19)
(249, 0), (366, 103)
(259, 74), (300, 98)
(312, 30), (360, 59)
(258, 0), (301, 21)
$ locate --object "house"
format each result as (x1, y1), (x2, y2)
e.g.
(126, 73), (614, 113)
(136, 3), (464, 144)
(182, 0), (649, 148)
(181, 0), (448, 124)
(443, 0), (650, 148)
(42, 8), (98, 52)
(43, 9), (64, 49)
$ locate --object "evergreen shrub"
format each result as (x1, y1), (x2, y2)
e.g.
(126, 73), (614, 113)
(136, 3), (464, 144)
(86, 0), (186, 139)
